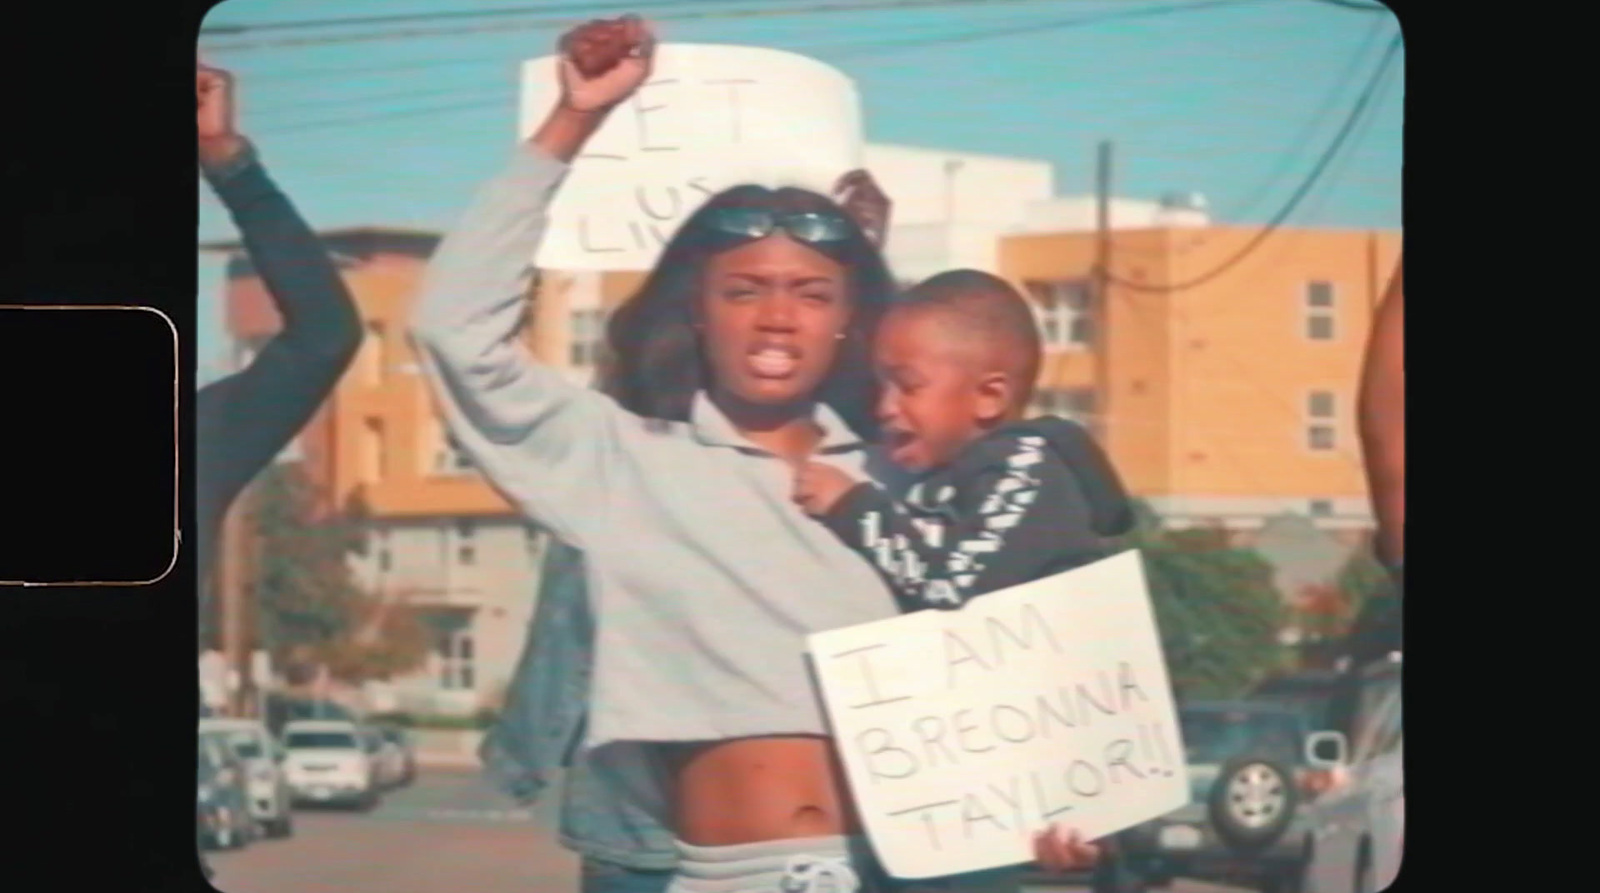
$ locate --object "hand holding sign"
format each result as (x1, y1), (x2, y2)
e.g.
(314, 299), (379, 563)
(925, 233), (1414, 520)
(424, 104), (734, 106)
(807, 551), (1188, 880)
(1033, 825), (1104, 874)
(834, 169), (892, 249)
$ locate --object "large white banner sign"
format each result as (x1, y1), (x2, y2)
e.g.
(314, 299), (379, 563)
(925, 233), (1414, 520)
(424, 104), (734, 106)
(519, 44), (863, 271)
(807, 550), (1189, 880)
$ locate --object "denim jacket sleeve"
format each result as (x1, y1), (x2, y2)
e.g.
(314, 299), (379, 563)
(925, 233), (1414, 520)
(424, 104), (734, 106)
(478, 537), (679, 869)
(479, 537), (593, 803)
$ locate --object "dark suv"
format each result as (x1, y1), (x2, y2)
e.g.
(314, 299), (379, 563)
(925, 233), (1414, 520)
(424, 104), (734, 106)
(1250, 669), (1346, 735)
(1091, 701), (1331, 893)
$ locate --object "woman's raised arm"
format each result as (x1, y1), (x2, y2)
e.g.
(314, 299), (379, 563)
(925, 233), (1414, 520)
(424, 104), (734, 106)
(409, 18), (656, 547)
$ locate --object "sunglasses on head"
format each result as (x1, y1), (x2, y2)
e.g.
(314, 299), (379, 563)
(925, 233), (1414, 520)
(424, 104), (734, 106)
(700, 207), (855, 244)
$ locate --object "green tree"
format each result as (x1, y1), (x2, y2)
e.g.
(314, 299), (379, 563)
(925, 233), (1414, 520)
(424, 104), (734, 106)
(1335, 545), (1396, 608)
(248, 462), (357, 665)
(1117, 501), (1289, 700)
(321, 588), (434, 685)
(1292, 548), (1393, 646)
(244, 462), (429, 685)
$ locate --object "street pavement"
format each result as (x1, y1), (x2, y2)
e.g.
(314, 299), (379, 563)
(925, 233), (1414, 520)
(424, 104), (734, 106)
(206, 768), (1252, 893)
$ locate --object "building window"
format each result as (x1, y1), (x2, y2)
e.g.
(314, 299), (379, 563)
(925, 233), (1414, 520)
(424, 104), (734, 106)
(454, 518), (476, 566)
(359, 321), (387, 385)
(1030, 387), (1096, 421)
(433, 432), (474, 475)
(361, 418), (386, 485)
(1024, 280), (1093, 351)
(1306, 390), (1337, 452)
(1309, 499), (1333, 518)
(431, 612), (475, 691)
(569, 308), (606, 369)
(1305, 281), (1336, 341)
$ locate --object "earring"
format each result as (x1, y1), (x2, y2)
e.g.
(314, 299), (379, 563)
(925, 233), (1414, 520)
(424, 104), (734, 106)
(836, 331), (846, 341)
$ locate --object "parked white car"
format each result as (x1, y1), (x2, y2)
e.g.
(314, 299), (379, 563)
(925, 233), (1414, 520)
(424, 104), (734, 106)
(365, 725), (411, 789)
(1301, 652), (1403, 893)
(281, 720), (380, 810)
(361, 725), (405, 789)
(376, 725), (417, 787)
(200, 718), (295, 838)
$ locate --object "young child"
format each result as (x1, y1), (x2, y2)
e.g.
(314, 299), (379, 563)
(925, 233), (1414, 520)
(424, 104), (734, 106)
(792, 268), (1132, 885)
(792, 268), (1133, 614)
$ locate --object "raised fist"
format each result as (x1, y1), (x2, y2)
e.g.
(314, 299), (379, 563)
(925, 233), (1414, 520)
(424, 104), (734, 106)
(197, 60), (237, 143)
(197, 59), (246, 169)
(556, 14), (656, 113)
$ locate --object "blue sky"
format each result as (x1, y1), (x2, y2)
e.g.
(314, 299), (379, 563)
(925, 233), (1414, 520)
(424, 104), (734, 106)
(196, 0), (1402, 382)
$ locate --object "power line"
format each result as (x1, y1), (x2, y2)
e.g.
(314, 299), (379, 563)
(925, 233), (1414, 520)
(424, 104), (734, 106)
(259, 97), (514, 136)
(251, 0), (1261, 135)
(200, 0), (1072, 52)
(1113, 43), (1396, 478)
(1159, 7), (1385, 256)
(248, 83), (509, 120)
(828, 0), (1258, 59)
(201, 0), (739, 35)
(1305, 0), (1390, 12)
(200, 0), (1237, 53)
(1105, 31), (1402, 294)
(1209, 58), (1399, 272)
(1220, 11), (1387, 221)
(247, 9), (1120, 84)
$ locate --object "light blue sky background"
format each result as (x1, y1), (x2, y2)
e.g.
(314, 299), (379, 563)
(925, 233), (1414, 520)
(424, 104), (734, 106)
(196, 0), (1403, 383)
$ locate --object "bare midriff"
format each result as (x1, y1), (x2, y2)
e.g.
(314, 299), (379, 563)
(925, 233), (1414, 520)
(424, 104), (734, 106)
(665, 736), (863, 846)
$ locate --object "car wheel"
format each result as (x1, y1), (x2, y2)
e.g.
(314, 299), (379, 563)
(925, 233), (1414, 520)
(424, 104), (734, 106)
(1261, 870), (1304, 893)
(1090, 857), (1149, 893)
(1354, 852), (1375, 893)
(1207, 753), (1300, 853)
(266, 812), (292, 838)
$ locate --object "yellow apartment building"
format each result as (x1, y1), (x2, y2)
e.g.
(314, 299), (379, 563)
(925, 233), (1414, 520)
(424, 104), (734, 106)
(203, 217), (1398, 706)
(1001, 224), (1401, 545)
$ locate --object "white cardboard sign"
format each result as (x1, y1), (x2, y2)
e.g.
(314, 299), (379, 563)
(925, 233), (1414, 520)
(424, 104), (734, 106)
(518, 43), (864, 271)
(807, 550), (1189, 880)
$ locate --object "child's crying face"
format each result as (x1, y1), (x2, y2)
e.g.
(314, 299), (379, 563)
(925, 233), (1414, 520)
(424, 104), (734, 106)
(871, 307), (998, 473)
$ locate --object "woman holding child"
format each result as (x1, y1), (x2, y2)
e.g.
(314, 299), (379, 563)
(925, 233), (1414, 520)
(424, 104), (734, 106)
(414, 15), (1115, 892)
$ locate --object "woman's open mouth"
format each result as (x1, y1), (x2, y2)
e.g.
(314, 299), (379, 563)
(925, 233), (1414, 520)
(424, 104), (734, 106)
(747, 345), (800, 378)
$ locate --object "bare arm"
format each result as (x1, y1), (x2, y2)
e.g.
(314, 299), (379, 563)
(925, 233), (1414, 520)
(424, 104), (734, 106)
(1358, 258), (1404, 569)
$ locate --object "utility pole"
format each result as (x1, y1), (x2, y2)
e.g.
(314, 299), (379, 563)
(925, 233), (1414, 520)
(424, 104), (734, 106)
(943, 159), (965, 223)
(219, 482), (256, 718)
(1093, 140), (1114, 443)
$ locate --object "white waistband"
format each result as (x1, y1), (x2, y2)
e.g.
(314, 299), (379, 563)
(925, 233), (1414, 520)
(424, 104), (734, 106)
(668, 836), (865, 893)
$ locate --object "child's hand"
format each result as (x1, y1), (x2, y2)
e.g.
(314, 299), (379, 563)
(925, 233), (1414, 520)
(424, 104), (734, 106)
(793, 461), (858, 516)
(1032, 825), (1104, 874)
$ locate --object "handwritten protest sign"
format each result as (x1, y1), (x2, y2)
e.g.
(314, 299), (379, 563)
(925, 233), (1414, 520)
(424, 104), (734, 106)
(519, 44), (863, 271)
(807, 550), (1188, 880)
